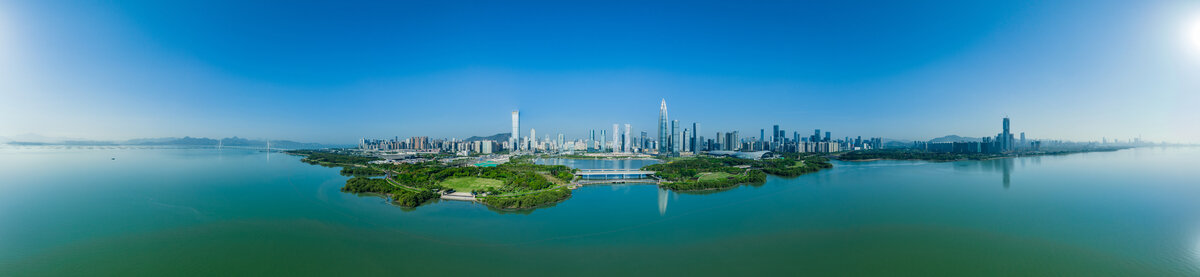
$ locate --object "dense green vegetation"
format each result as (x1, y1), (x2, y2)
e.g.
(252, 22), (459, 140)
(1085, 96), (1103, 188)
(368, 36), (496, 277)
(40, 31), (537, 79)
(479, 187), (572, 210)
(340, 166), (383, 177)
(341, 177), (394, 194)
(339, 177), (436, 208)
(378, 160), (573, 193)
(645, 154), (832, 191)
(288, 150), (379, 165)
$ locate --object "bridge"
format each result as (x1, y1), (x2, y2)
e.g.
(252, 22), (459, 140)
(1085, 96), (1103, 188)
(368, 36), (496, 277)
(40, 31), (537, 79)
(574, 169), (657, 180)
(575, 179), (660, 185)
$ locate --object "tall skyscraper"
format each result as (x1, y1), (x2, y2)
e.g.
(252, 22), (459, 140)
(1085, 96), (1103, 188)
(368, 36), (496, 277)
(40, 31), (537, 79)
(773, 125), (780, 143)
(511, 110), (520, 151)
(1002, 117), (1011, 152)
(671, 120), (680, 153)
(590, 130), (595, 150)
(691, 122), (699, 153)
(530, 128), (536, 150)
(600, 129), (606, 151)
(658, 99), (669, 154)
(761, 129), (766, 143)
(613, 124), (620, 153)
(682, 128), (689, 152)
(624, 124), (632, 153)
(640, 131), (648, 151)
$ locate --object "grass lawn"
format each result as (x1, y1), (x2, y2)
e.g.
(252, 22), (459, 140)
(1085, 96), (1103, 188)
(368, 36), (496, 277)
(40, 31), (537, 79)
(697, 172), (736, 182)
(438, 177), (505, 192)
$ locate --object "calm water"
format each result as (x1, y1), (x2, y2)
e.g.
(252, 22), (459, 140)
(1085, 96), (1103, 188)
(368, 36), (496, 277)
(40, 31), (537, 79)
(2, 146), (1199, 276)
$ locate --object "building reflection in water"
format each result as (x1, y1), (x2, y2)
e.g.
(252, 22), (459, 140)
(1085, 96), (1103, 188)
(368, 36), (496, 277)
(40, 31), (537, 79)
(658, 187), (669, 215)
(953, 157), (1018, 188)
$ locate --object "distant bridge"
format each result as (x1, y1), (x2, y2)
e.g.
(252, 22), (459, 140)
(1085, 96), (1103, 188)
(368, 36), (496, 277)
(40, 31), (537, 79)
(574, 169), (656, 180)
(575, 179), (659, 185)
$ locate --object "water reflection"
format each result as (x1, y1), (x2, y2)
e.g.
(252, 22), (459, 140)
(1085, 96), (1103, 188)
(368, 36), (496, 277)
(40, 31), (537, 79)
(953, 158), (1017, 188)
(658, 187), (669, 215)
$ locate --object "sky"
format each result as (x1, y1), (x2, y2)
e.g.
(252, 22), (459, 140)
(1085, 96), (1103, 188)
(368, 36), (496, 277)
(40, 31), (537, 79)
(1, 0), (1198, 144)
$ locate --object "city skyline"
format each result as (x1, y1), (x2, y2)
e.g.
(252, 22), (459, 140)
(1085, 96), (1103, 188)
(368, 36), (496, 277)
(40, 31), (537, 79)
(2, 1), (1199, 144)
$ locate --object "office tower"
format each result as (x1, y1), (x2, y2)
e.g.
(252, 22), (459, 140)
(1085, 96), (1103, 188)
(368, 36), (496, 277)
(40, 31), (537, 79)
(600, 129), (606, 151)
(511, 110), (520, 151)
(590, 130), (595, 150)
(761, 129), (766, 143)
(715, 132), (723, 150)
(613, 124), (620, 153)
(691, 122), (699, 153)
(773, 125), (780, 143)
(813, 129), (821, 143)
(557, 134), (564, 151)
(682, 129), (690, 152)
(641, 131), (648, 150)
(1020, 132), (1026, 147)
(624, 124), (632, 153)
(671, 120), (680, 153)
(1002, 117), (1011, 152)
(659, 99), (669, 154)
(824, 132), (831, 142)
(530, 128), (537, 150)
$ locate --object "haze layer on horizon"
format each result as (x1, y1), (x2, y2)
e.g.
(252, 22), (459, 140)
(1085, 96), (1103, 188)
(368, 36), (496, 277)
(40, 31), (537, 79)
(2, 0), (1198, 144)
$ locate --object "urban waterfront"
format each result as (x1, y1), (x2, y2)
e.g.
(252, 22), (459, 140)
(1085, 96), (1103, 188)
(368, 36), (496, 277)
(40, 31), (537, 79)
(2, 146), (1199, 276)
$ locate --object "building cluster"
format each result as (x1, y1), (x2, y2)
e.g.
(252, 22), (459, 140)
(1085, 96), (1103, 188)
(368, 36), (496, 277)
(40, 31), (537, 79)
(359, 136), (499, 155)
(645, 99), (882, 156)
(912, 117), (1041, 154)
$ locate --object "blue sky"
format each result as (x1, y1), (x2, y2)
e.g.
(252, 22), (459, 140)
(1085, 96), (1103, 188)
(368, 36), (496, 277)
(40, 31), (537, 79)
(2, 0), (1198, 144)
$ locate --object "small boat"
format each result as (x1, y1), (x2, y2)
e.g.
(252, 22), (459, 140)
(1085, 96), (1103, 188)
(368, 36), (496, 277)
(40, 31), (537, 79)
(112, 157), (116, 160)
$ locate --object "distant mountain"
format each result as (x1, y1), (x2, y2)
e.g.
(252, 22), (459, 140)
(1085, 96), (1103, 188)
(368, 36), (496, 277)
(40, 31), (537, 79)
(464, 133), (511, 142)
(3, 135), (346, 149)
(928, 135), (981, 143)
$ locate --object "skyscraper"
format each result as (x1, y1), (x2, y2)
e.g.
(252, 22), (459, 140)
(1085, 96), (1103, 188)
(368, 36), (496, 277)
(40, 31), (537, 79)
(1002, 117), (1011, 152)
(658, 99), (669, 154)
(773, 125), (780, 143)
(600, 129), (606, 151)
(671, 120), (680, 153)
(624, 124), (632, 153)
(511, 110), (520, 151)
(530, 128), (536, 150)
(691, 122), (699, 153)
(613, 124), (620, 153)
(761, 129), (766, 143)
(682, 128), (689, 153)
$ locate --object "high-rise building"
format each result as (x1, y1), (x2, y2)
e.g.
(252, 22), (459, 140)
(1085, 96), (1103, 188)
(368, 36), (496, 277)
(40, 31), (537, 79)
(671, 120), (680, 153)
(1002, 117), (1012, 152)
(773, 125), (780, 143)
(682, 128), (689, 152)
(761, 129), (766, 143)
(691, 122), (699, 153)
(825, 132), (831, 142)
(590, 130), (596, 150)
(641, 131), (649, 151)
(511, 110), (520, 151)
(624, 124), (632, 153)
(613, 124), (620, 153)
(600, 129), (606, 151)
(658, 99), (669, 154)
(530, 128), (537, 150)
(813, 129), (821, 143)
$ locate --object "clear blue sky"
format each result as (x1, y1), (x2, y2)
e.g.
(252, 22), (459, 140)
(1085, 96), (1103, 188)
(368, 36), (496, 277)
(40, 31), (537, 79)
(2, 0), (1198, 144)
